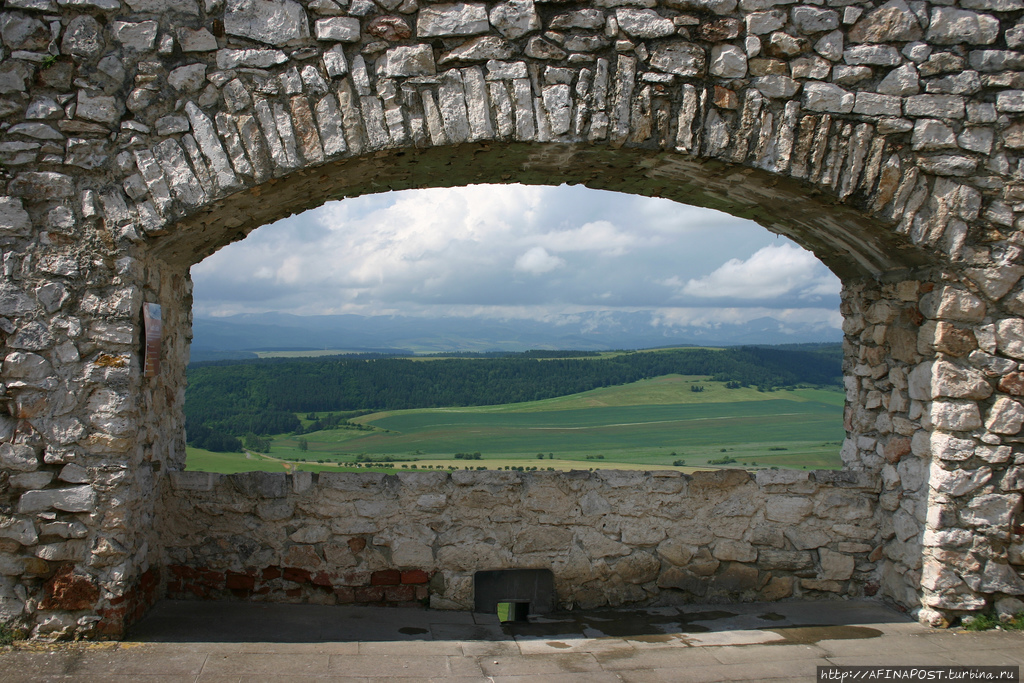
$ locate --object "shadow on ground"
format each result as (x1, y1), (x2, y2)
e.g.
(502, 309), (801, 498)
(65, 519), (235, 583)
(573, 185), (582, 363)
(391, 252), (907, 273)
(128, 599), (898, 647)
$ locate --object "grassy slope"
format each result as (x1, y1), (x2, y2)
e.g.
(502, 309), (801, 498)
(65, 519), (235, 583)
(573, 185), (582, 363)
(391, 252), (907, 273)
(186, 374), (844, 473)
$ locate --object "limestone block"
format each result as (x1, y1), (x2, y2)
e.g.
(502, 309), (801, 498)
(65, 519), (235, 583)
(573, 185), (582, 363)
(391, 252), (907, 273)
(931, 400), (983, 431)
(614, 551), (660, 584)
(752, 75), (799, 98)
(784, 526), (831, 550)
(168, 64), (207, 92)
(18, 486), (95, 513)
(977, 561), (1024, 594)
(844, 44), (901, 66)
(758, 549), (813, 571)
(931, 462), (992, 497)
(551, 10), (604, 30)
(922, 560), (964, 591)
(656, 538), (695, 566)
(417, 3), (489, 38)
(1, 13), (49, 51)
(489, 0), (539, 39)
(931, 359), (992, 399)
(217, 48), (288, 69)
(927, 7), (999, 46)
(512, 525), (572, 553)
(819, 548), (854, 580)
(315, 17), (360, 42)
(178, 27), (218, 52)
(802, 82), (854, 113)
(713, 539), (756, 562)
(578, 528), (630, 558)
(764, 495), (812, 523)
(649, 41), (706, 77)
(986, 396), (1024, 434)
(996, 597), (1024, 620)
(113, 21), (158, 51)
(225, 0), (311, 46)
(710, 44), (747, 78)
(792, 7), (838, 34)
(997, 319), (1024, 360)
(877, 63), (920, 95)
(961, 493), (1022, 527)
(849, 0), (922, 43)
(904, 94), (966, 119)
(440, 36), (513, 64)
(746, 10), (785, 35)
(912, 119), (957, 152)
(61, 15), (104, 58)
(616, 8), (675, 38)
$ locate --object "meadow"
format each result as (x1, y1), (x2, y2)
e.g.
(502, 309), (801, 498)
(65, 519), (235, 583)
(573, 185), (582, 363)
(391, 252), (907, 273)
(186, 375), (845, 474)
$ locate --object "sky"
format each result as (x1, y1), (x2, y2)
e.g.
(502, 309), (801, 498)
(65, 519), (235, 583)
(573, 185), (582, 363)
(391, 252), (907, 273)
(191, 184), (842, 334)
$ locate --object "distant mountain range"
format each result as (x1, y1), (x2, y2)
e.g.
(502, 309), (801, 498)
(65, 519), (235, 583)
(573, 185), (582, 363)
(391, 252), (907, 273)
(189, 312), (842, 363)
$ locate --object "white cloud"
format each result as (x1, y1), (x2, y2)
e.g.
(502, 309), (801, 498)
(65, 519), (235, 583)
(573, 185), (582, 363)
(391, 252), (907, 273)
(677, 244), (839, 301)
(191, 185), (840, 332)
(515, 247), (565, 274)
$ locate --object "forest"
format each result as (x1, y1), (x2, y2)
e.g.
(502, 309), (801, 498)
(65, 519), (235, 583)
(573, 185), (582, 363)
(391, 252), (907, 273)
(185, 344), (842, 453)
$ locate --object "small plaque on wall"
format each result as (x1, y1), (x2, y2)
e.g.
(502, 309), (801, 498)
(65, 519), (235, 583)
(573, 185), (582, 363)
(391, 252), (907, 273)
(143, 302), (162, 378)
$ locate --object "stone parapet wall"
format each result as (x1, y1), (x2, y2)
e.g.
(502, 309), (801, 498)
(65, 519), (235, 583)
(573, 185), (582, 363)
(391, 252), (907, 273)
(160, 468), (884, 610)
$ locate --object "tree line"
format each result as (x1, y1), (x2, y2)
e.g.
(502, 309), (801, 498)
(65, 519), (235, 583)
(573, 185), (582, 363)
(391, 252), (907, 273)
(185, 345), (841, 452)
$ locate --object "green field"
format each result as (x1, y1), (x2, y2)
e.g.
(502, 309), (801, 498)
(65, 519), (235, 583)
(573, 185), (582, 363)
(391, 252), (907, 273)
(185, 375), (844, 474)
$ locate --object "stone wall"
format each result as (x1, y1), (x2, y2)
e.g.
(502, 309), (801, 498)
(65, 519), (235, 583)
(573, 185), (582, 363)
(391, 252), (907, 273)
(160, 468), (883, 610)
(1, 0), (1024, 638)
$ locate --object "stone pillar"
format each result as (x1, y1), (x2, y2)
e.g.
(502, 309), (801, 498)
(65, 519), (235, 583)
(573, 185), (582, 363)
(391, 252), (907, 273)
(916, 273), (1024, 626)
(0, 192), (182, 638)
(839, 275), (938, 618)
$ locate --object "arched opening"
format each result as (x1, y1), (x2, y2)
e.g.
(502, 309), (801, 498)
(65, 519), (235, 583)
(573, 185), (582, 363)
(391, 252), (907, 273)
(143, 145), (934, 617)
(183, 182), (847, 475)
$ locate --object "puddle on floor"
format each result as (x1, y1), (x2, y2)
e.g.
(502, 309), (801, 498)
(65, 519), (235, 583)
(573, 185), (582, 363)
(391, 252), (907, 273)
(769, 624), (883, 644)
(504, 608), (739, 639)
(503, 609), (883, 646)
(398, 627), (429, 635)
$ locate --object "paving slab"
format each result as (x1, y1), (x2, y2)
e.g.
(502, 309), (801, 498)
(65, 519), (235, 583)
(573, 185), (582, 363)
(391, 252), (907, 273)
(0, 598), (1022, 682)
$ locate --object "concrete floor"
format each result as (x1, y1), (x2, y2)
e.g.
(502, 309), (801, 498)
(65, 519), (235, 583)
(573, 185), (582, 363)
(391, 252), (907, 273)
(1, 599), (1022, 681)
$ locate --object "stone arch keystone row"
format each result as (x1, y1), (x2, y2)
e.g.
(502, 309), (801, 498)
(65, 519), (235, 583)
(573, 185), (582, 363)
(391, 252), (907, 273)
(1, 0), (1024, 638)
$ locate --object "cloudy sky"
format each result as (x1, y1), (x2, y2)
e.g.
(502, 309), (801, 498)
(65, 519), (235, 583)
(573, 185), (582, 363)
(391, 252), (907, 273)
(191, 184), (842, 333)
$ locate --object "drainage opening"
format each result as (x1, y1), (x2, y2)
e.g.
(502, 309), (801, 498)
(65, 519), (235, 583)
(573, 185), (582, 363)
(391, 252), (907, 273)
(474, 569), (555, 616)
(496, 600), (531, 623)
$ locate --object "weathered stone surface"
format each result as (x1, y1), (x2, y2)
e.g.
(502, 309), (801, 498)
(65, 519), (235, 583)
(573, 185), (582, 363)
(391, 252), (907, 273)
(225, 0), (311, 46)
(418, 3), (489, 37)
(384, 44), (436, 77)
(997, 319), (1024, 360)
(803, 82), (854, 113)
(489, 0), (540, 40)
(315, 17), (360, 42)
(616, 9), (676, 38)
(710, 44), (747, 78)
(18, 486), (96, 513)
(849, 0), (922, 43)
(926, 8), (999, 46)
(113, 21), (158, 51)
(650, 41), (705, 76)
(61, 15), (104, 58)
(986, 397), (1024, 435)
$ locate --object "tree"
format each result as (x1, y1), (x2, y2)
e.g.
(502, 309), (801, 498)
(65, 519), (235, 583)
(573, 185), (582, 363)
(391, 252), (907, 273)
(297, 437), (308, 452)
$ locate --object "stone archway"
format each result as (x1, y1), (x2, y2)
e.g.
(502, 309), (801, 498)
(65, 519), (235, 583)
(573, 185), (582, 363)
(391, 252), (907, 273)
(1, 0), (1022, 638)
